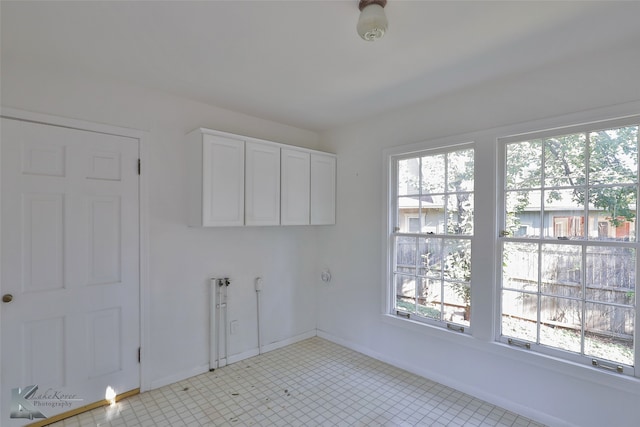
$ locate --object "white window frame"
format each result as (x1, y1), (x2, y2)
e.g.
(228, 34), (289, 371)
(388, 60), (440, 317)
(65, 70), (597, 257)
(386, 142), (474, 334)
(497, 116), (640, 376)
(383, 103), (640, 383)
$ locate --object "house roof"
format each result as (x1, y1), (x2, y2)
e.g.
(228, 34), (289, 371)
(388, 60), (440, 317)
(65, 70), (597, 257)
(2, 1), (640, 132)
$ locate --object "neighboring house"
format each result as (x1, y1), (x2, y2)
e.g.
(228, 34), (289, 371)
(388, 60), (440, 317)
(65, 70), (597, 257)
(398, 197), (635, 240)
(513, 206), (634, 240)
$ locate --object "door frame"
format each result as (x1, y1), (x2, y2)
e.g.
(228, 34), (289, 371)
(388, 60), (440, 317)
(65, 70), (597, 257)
(0, 107), (152, 398)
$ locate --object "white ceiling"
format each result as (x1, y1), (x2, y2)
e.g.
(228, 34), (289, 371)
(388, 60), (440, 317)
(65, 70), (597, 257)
(2, 1), (640, 132)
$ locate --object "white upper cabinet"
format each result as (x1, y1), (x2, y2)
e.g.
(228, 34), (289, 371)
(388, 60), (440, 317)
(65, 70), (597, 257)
(245, 141), (280, 226)
(187, 128), (335, 227)
(281, 148), (311, 225)
(310, 153), (336, 225)
(187, 130), (245, 227)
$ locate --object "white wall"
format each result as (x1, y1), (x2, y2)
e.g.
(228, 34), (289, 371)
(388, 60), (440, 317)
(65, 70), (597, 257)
(316, 43), (640, 426)
(1, 59), (323, 389)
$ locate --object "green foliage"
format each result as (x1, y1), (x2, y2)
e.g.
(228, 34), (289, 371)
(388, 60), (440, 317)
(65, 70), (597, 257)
(444, 149), (474, 316)
(396, 299), (442, 319)
(450, 282), (471, 307)
(590, 187), (636, 226)
(505, 126), (638, 230)
(444, 245), (471, 320)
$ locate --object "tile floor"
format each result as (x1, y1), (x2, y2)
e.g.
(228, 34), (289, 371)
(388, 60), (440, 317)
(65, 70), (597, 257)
(49, 337), (546, 427)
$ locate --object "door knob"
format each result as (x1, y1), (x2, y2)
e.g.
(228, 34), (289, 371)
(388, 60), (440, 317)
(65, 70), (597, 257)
(2, 294), (13, 303)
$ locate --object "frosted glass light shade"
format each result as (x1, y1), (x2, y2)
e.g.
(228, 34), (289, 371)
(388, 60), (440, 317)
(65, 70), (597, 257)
(357, 3), (388, 41)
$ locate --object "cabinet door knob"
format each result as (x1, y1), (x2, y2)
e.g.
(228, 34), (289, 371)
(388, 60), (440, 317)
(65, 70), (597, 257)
(2, 294), (13, 303)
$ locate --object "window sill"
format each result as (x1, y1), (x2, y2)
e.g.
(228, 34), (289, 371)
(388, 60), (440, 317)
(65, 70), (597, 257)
(381, 313), (475, 345)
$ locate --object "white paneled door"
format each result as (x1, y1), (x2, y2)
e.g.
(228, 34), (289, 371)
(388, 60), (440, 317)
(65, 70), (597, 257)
(1, 118), (140, 426)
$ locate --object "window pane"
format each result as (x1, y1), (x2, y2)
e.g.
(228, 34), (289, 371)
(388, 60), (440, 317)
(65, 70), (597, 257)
(446, 194), (473, 235)
(544, 134), (586, 188)
(448, 149), (474, 192)
(408, 217), (421, 232)
(397, 196), (420, 233)
(398, 158), (420, 196)
(584, 302), (634, 366)
(444, 281), (470, 325)
(395, 275), (416, 313)
(421, 154), (445, 194)
(505, 190), (541, 238)
(502, 290), (537, 342)
(421, 195), (445, 233)
(443, 239), (471, 282)
(419, 238), (443, 278)
(397, 196), (419, 233)
(586, 246), (635, 302)
(506, 140), (542, 190)
(543, 189), (585, 239)
(539, 296), (582, 353)
(396, 236), (416, 274)
(417, 278), (442, 321)
(540, 244), (582, 297)
(589, 126), (638, 186)
(502, 242), (538, 292)
(589, 212), (636, 242)
(587, 186), (637, 242)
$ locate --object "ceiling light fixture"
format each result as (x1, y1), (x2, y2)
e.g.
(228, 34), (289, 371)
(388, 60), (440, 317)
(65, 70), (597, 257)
(357, 0), (388, 41)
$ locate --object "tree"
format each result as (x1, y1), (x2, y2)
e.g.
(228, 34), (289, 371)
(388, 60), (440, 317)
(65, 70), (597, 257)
(505, 126), (638, 236)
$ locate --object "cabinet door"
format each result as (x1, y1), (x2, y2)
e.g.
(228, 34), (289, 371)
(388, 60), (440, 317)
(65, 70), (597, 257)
(281, 148), (310, 225)
(245, 141), (280, 226)
(202, 134), (245, 226)
(310, 153), (336, 225)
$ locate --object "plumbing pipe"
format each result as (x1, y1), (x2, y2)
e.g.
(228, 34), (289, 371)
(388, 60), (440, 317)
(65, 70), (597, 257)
(255, 277), (263, 354)
(224, 279), (230, 365)
(209, 278), (217, 370)
(215, 278), (228, 368)
(217, 278), (223, 368)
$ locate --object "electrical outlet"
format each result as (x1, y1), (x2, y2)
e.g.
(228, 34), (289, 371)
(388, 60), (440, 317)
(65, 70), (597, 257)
(230, 320), (238, 335)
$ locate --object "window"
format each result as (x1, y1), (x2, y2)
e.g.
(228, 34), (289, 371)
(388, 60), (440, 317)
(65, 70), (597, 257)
(391, 146), (474, 329)
(500, 122), (638, 372)
(386, 113), (638, 377)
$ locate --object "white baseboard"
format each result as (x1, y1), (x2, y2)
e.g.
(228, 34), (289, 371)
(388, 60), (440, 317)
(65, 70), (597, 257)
(225, 330), (318, 365)
(316, 330), (571, 427)
(260, 330), (317, 354)
(227, 348), (260, 365)
(147, 329), (317, 391)
(149, 363), (210, 390)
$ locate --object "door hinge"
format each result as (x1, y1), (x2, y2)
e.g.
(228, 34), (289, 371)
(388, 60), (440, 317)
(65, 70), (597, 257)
(138, 347), (141, 363)
(138, 159), (141, 175)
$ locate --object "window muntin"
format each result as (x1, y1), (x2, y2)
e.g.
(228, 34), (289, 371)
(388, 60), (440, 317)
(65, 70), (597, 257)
(500, 124), (638, 371)
(392, 146), (474, 328)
